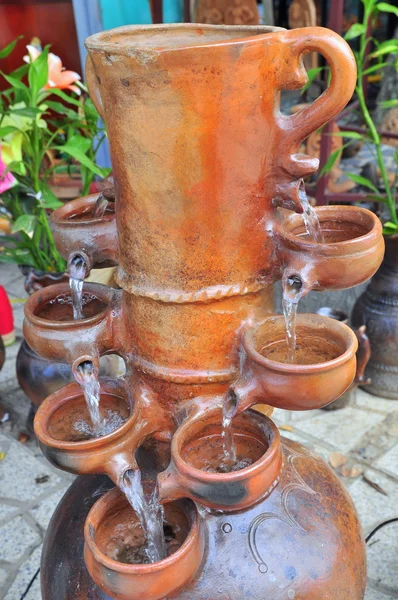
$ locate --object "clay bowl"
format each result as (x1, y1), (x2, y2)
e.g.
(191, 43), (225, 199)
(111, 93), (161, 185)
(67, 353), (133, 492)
(279, 206), (384, 291)
(51, 194), (118, 270)
(23, 282), (120, 368)
(236, 313), (357, 411)
(84, 488), (205, 600)
(34, 378), (149, 485)
(157, 410), (282, 512)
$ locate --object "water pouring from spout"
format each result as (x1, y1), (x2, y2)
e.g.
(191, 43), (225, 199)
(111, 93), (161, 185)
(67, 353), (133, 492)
(69, 255), (87, 320)
(222, 392), (238, 468)
(74, 360), (102, 433)
(282, 275), (304, 363)
(120, 469), (167, 563)
(298, 185), (324, 243)
(93, 193), (109, 218)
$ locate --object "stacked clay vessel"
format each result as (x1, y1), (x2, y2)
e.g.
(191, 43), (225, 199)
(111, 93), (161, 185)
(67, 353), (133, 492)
(23, 24), (385, 599)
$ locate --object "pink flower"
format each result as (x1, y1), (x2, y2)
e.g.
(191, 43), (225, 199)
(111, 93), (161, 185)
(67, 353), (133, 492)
(0, 147), (17, 194)
(24, 45), (81, 95)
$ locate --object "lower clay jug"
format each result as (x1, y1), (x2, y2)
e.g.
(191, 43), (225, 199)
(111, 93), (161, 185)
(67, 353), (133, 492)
(21, 23), (385, 600)
(352, 235), (398, 398)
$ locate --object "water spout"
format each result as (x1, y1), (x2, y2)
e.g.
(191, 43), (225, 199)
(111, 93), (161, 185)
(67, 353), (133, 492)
(120, 469), (167, 563)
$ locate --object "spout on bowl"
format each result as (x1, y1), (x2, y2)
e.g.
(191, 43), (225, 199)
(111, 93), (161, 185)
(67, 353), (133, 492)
(51, 194), (119, 274)
(23, 282), (123, 366)
(277, 206), (384, 291)
(230, 314), (358, 411)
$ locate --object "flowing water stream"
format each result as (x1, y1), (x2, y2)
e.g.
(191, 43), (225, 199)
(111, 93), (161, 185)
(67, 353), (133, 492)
(221, 393), (237, 468)
(120, 469), (167, 563)
(282, 189), (324, 362)
(93, 194), (109, 218)
(282, 282), (299, 363)
(298, 187), (324, 243)
(75, 361), (102, 433)
(69, 257), (86, 320)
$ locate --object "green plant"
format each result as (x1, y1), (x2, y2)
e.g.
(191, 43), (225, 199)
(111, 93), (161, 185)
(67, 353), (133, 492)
(305, 0), (398, 234)
(0, 39), (110, 271)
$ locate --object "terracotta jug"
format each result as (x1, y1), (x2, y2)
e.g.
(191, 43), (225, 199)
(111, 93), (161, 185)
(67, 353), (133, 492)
(22, 24), (386, 600)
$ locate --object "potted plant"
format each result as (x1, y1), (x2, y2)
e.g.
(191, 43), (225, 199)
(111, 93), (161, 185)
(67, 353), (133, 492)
(319, 0), (398, 398)
(0, 37), (110, 427)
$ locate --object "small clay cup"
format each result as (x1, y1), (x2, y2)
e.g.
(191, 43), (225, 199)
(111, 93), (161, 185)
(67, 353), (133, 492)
(84, 488), (205, 600)
(51, 194), (118, 272)
(34, 378), (157, 485)
(278, 206), (384, 293)
(23, 282), (122, 371)
(230, 313), (358, 411)
(157, 410), (282, 511)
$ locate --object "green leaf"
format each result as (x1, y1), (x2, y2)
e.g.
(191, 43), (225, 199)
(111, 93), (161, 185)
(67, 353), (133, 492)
(345, 23), (366, 40)
(5, 160), (26, 176)
(0, 72), (27, 91)
(65, 134), (91, 154)
(361, 0), (377, 10)
(383, 221), (398, 235)
(363, 61), (389, 75)
(0, 125), (21, 138)
(0, 249), (36, 267)
(11, 214), (37, 237)
(376, 2), (398, 16)
(366, 194), (388, 204)
(379, 99), (398, 109)
(345, 172), (379, 193)
(301, 67), (325, 93)
(10, 63), (29, 81)
(28, 46), (49, 101)
(0, 36), (23, 60)
(38, 181), (63, 209)
(45, 100), (77, 117)
(9, 106), (42, 118)
(319, 147), (345, 176)
(370, 40), (398, 58)
(54, 141), (109, 178)
(46, 88), (82, 107)
(330, 131), (364, 140)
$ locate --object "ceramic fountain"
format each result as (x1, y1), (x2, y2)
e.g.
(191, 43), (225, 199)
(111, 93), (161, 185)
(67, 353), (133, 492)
(23, 24), (384, 600)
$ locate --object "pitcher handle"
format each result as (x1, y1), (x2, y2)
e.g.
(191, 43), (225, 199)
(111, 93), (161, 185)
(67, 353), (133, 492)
(280, 27), (357, 143)
(85, 55), (104, 119)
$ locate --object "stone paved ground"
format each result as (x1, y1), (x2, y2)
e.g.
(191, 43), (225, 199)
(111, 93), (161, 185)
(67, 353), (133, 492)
(0, 264), (397, 599)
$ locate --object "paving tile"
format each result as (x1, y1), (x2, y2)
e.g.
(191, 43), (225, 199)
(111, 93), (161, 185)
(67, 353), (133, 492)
(0, 516), (41, 562)
(3, 544), (42, 600)
(375, 443), (398, 478)
(366, 520), (398, 597)
(365, 587), (397, 600)
(0, 567), (8, 588)
(0, 502), (20, 522)
(0, 432), (62, 503)
(0, 264), (22, 288)
(355, 389), (398, 414)
(349, 468), (398, 530)
(30, 485), (70, 529)
(0, 385), (30, 424)
(11, 302), (26, 333)
(295, 407), (385, 453)
(23, 574), (41, 600)
(6, 274), (27, 299)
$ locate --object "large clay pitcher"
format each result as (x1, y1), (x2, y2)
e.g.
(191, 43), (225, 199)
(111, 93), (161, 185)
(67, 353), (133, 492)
(84, 24), (356, 389)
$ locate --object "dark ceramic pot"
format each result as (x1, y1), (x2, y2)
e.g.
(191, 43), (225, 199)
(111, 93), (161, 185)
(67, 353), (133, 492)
(316, 307), (371, 410)
(16, 268), (72, 430)
(352, 235), (398, 399)
(40, 438), (366, 600)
